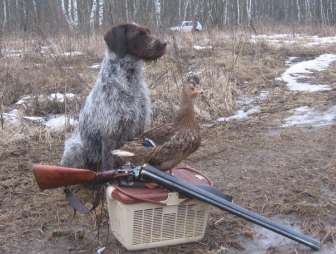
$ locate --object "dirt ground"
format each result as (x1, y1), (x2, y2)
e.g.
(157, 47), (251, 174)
(1, 37), (336, 254)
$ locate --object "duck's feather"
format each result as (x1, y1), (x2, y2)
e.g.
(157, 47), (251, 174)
(147, 130), (201, 170)
(142, 139), (156, 147)
(115, 128), (201, 171)
(141, 123), (176, 145)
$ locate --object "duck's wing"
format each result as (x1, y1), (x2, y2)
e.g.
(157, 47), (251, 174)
(147, 130), (201, 169)
(142, 123), (176, 146)
(112, 141), (154, 166)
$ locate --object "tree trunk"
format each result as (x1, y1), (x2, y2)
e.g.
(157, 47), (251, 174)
(154, 0), (161, 27)
(183, 0), (190, 21)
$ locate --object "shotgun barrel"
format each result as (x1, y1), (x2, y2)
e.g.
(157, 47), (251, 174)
(140, 164), (320, 250)
(32, 164), (320, 250)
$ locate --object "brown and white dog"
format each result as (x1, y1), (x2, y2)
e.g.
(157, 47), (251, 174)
(61, 23), (167, 171)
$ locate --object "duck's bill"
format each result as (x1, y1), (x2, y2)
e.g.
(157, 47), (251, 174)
(194, 84), (204, 95)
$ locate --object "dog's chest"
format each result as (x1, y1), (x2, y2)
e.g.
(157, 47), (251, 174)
(101, 66), (147, 103)
(88, 59), (150, 130)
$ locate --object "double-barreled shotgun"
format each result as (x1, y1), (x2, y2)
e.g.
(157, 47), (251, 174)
(33, 164), (320, 250)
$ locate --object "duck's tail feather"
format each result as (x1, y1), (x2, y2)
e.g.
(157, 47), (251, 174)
(111, 150), (134, 157)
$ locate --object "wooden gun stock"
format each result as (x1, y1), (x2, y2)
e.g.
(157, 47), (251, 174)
(32, 165), (124, 190)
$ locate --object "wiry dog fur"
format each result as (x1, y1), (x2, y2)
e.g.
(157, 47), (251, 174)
(61, 23), (167, 171)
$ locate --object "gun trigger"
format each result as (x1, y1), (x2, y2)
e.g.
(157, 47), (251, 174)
(127, 173), (135, 182)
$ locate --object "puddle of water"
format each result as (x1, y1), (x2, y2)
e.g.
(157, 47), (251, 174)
(243, 214), (305, 252)
(232, 214), (334, 253)
(320, 183), (336, 204)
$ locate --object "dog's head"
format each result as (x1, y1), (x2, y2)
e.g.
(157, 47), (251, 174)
(104, 23), (167, 61)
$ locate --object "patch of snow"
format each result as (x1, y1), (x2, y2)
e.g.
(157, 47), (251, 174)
(237, 95), (254, 105)
(6, 53), (22, 57)
(90, 63), (101, 69)
(63, 51), (84, 56)
(250, 34), (297, 45)
(281, 106), (336, 127)
(2, 112), (17, 122)
(285, 56), (299, 65)
(188, 69), (204, 76)
(237, 91), (269, 106)
(193, 45), (212, 50)
(304, 35), (336, 47)
(217, 106), (260, 122)
(251, 34), (297, 40)
(45, 115), (77, 131)
(40, 46), (51, 54)
(256, 90), (269, 100)
(3, 111), (45, 124)
(15, 93), (76, 105)
(15, 95), (34, 105)
(48, 93), (75, 103)
(97, 247), (106, 254)
(278, 54), (336, 92)
(288, 83), (330, 92)
(3, 49), (23, 53)
(7, 109), (18, 115)
(250, 34), (336, 48)
(3, 109), (77, 131)
(40, 46), (50, 50)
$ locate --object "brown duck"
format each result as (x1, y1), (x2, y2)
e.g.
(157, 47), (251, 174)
(112, 75), (203, 171)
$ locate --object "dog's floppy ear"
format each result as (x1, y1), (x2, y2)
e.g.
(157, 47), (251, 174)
(104, 24), (128, 58)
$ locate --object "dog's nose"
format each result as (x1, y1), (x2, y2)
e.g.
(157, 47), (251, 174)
(162, 40), (168, 47)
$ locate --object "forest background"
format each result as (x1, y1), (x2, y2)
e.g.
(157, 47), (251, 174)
(1, 0), (335, 35)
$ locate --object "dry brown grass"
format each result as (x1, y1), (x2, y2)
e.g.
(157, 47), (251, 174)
(2, 27), (333, 126)
(1, 27), (336, 254)
(0, 28), (293, 126)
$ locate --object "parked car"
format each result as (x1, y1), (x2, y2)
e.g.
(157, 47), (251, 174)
(170, 21), (203, 32)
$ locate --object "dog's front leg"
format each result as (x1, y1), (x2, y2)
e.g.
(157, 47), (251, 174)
(101, 139), (114, 171)
(101, 139), (124, 171)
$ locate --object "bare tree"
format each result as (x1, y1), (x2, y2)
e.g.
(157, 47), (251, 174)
(1, 0), (336, 34)
(154, 0), (161, 27)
